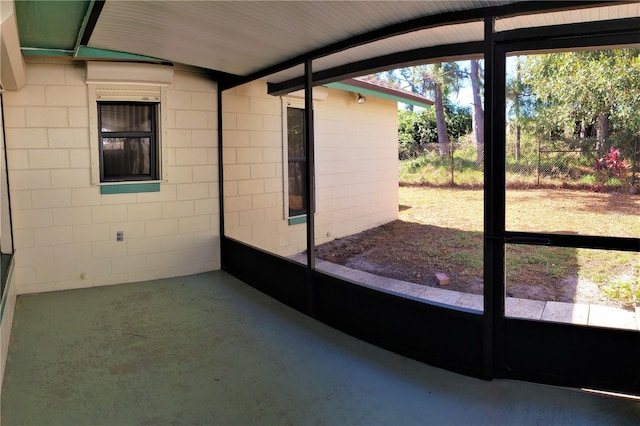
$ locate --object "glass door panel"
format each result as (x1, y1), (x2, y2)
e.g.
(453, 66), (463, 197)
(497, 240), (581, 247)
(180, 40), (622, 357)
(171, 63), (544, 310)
(504, 47), (639, 330)
(506, 245), (638, 330)
(505, 49), (640, 239)
(313, 60), (485, 310)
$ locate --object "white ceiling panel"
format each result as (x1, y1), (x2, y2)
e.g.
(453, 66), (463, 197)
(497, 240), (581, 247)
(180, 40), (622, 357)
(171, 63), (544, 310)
(313, 21), (484, 77)
(495, 3), (640, 32)
(89, 0), (513, 77)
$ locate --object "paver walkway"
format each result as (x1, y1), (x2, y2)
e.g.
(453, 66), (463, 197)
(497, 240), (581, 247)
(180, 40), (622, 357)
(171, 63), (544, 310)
(294, 255), (639, 331)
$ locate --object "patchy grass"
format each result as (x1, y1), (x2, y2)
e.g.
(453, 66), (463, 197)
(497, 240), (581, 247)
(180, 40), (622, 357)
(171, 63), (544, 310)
(316, 187), (640, 308)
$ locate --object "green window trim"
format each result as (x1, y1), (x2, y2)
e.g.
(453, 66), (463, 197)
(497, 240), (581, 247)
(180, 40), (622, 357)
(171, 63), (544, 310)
(100, 183), (160, 194)
(288, 215), (307, 226)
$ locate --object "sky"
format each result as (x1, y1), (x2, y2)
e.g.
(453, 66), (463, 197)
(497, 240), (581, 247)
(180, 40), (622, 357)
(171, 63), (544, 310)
(397, 57), (520, 111)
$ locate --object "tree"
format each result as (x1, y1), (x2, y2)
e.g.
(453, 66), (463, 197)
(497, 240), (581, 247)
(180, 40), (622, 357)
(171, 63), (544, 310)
(378, 62), (465, 158)
(521, 49), (640, 150)
(396, 106), (471, 160)
(432, 63), (449, 157)
(505, 56), (533, 160)
(470, 59), (484, 163)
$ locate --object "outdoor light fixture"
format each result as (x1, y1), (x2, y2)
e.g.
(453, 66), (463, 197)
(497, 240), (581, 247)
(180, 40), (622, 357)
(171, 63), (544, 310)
(356, 93), (366, 104)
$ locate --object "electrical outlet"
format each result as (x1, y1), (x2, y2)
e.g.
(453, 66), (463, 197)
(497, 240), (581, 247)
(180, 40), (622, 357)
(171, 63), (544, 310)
(116, 231), (124, 241)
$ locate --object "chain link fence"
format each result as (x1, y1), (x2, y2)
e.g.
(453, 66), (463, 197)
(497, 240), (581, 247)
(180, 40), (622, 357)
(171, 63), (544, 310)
(506, 136), (639, 189)
(403, 136), (639, 189)
(506, 147), (597, 187)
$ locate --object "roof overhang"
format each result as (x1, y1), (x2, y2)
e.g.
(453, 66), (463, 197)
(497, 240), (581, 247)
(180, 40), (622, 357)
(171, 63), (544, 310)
(7, 1), (640, 92)
(327, 78), (434, 109)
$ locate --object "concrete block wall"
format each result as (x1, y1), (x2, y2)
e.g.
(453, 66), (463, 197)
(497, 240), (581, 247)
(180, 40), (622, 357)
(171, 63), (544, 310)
(222, 80), (398, 257)
(222, 81), (293, 254)
(4, 58), (220, 294)
(314, 88), (399, 244)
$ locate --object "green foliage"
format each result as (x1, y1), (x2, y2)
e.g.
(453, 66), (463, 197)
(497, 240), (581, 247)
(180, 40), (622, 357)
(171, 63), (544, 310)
(399, 140), (483, 186)
(397, 107), (472, 160)
(603, 276), (640, 306)
(521, 48), (640, 140)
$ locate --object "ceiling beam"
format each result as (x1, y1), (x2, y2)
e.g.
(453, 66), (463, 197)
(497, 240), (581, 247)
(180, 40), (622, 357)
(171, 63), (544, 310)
(494, 16), (640, 43)
(80, 0), (105, 46)
(267, 42), (484, 97)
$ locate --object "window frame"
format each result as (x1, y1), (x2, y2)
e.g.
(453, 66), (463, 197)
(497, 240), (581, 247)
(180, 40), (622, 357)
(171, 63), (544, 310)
(282, 97), (310, 220)
(87, 84), (169, 188)
(97, 101), (159, 183)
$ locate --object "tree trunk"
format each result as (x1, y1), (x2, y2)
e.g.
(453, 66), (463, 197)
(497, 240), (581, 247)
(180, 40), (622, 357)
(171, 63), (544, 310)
(470, 59), (484, 163)
(597, 113), (609, 146)
(434, 82), (448, 158)
(515, 124), (521, 161)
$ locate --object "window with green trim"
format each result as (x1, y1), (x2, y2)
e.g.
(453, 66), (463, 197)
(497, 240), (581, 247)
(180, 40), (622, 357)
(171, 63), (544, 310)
(287, 106), (306, 217)
(97, 102), (159, 182)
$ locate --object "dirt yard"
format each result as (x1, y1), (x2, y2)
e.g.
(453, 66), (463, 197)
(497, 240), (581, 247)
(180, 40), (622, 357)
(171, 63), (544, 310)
(315, 187), (639, 309)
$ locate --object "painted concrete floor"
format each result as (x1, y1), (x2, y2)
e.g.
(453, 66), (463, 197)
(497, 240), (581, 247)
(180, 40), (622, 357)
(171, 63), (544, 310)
(1, 271), (639, 425)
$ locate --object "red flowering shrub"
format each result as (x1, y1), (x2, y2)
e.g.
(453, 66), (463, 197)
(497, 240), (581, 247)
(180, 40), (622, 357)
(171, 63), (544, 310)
(592, 147), (630, 192)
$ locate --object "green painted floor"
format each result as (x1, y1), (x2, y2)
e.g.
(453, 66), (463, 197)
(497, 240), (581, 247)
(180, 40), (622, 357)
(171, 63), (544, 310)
(1, 271), (638, 425)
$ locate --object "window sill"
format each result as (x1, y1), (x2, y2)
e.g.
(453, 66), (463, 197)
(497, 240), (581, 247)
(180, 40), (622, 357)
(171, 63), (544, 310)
(288, 215), (307, 225)
(100, 182), (161, 194)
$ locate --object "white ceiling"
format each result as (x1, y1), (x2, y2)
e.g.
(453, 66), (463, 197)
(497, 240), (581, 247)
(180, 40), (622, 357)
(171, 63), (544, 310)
(313, 20), (485, 74)
(88, 0), (513, 79)
(495, 2), (640, 32)
(87, 1), (639, 85)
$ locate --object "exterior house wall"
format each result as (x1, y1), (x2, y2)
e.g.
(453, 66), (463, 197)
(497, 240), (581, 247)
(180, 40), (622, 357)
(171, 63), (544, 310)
(4, 58), (220, 294)
(222, 80), (398, 257)
(1, 88), (11, 253)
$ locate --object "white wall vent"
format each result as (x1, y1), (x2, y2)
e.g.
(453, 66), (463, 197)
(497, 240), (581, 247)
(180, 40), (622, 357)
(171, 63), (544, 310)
(86, 61), (174, 86)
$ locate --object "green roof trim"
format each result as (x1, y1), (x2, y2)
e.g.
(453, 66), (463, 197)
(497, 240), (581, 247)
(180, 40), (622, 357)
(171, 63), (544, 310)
(74, 46), (167, 62)
(21, 46), (168, 63)
(21, 48), (73, 57)
(325, 82), (433, 109)
(100, 183), (160, 195)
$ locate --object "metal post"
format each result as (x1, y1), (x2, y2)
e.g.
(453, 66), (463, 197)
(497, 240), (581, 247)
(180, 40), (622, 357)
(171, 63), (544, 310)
(633, 136), (638, 187)
(537, 138), (541, 186)
(304, 59), (316, 317)
(304, 59), (315, 271)
(450, 140), (455, 186)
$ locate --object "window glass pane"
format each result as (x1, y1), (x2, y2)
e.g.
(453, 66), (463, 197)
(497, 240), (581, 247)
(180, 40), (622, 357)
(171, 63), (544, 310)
(100, 104), (152, 132)
(287, 106), (306, 217)
(505, 48), (640, 238)
(287, 108), (305, 158)
(102, 137), (151, 178)
(506, 244), (639, 330)
(288, 161), (306, 216)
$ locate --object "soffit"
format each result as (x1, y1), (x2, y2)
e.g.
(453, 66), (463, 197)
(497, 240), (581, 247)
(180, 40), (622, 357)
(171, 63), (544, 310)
(87, 0), (509, 79)
(313, 21), (485, 77)
(14, 0), (89, 50)
(495, 2), (640, 32)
